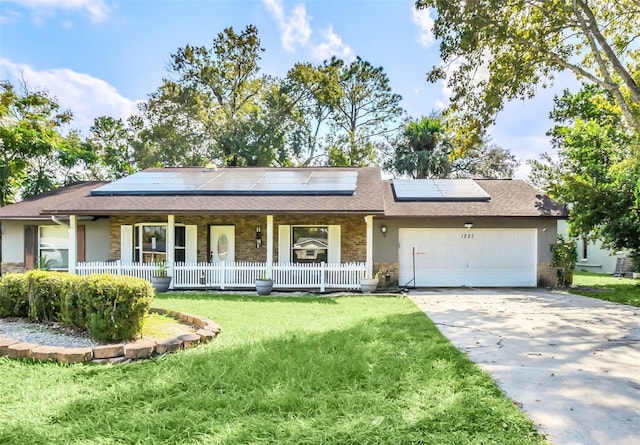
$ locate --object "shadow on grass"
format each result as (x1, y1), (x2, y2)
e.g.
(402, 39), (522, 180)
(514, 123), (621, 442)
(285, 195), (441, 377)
(154, 291), (340, 304)
(570, 282), (640, 308)
(1, 302), (543, 444)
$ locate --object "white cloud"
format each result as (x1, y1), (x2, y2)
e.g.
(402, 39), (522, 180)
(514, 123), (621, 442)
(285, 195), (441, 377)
(411, 6), (435, 47)
(312, 26), (354, 62)
(263, 0), (311, 52)
(5, 0), (110, 23)
(1, 58), (140, 134)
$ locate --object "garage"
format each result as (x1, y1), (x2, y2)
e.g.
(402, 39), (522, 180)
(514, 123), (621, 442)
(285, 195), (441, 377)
(398, 228), (537, 287)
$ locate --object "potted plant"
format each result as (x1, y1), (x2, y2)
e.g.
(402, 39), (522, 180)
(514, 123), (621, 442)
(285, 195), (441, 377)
(151, 261), (172, 293)
(550, 235), (577, 287)
(255, 274), (273, 295)
(360, 271), (381, 293)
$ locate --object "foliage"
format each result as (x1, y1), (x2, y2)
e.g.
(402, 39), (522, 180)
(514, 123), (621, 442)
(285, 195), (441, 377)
(26, 270), (69, 322)
(0, 294), (545, 444)
(141, 25), (297, 167)
(529, 83), (640, 257)
(0, 273), (28, 317)
(416, 0), (640, 149)
(387, 115), (519, 178)
(550, 235), (578, 286)
(74, 274), (154, 342)
(86, 115), (145, 180)
(386, 115), (451, 178)
(0, 272), (153, 342)
(0, 80), (98, 205)
(326, 57), (403, 166)
(451, 142), (519, 179)
(154, 261), (168, 278)
(571, 271), (640, 307)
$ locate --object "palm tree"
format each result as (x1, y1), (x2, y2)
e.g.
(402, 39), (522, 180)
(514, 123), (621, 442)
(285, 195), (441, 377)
(389, 116), (451, 178)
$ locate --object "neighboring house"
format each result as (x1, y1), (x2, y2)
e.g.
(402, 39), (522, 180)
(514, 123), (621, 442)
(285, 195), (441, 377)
(0, 166), (566, 289)
(557, 220), (625, 275)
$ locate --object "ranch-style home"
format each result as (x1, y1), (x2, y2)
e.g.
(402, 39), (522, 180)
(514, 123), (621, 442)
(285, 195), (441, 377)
(0, 166), (566, 290)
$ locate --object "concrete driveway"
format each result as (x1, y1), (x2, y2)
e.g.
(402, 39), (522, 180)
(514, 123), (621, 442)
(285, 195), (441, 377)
(409, 288), (640, 445)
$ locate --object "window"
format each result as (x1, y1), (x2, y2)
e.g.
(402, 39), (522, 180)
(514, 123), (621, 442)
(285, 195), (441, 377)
(39, 226), (69, 269)
(133, 224), (186, 263)
(292, 226), (328, 263)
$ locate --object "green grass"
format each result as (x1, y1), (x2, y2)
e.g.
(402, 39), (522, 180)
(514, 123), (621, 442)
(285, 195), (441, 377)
(0, 293), (545, 444)
(571, 271), (640, 307)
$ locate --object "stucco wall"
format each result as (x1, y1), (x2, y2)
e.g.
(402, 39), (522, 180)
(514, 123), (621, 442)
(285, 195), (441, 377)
(1, 218), (111, 273)
(557, 220), (622, 275)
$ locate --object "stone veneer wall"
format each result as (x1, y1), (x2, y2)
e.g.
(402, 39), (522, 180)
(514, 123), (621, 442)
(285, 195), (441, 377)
(109, 214), (367, 263)
(1, 262), (27, 275)
(373, 261), (561, 289)
(537, 262), (558, 288)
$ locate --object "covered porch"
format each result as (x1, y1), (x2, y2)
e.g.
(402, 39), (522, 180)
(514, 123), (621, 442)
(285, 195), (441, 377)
(68, 214), (376, 292)
(75, 260), (367, 292)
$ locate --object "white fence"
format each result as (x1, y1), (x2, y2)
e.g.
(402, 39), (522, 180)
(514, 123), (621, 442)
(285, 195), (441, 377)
(75, 261), (367, 292)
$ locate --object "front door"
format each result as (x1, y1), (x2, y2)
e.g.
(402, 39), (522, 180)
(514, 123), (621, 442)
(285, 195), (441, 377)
(210, 225), (235, 262)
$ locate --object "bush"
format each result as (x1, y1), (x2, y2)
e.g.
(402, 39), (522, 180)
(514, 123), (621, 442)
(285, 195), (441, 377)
(26, 270), (69, 322)
(76, 274), (154, 342)
(0, 272), (154, 342)
(0, 273), (29, 317)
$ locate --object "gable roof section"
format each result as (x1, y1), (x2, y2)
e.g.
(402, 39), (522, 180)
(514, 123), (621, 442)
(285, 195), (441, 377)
(0, 181), (107, 220)
(41, 167), (385, 216)
(383, 179), (567, 217)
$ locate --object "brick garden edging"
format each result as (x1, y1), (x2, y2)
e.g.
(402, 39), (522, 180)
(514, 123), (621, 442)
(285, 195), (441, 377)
(0, 308), (221, 364)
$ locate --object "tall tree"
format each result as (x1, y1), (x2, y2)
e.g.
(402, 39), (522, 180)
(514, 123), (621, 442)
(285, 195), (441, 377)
(386, 116), (452, 178)
(0, 80), (96, 205)
(86, 115), (148, 180)
(416, 0), (640, 148)
(452, 142), (519, 179)
(143, 25), (285, 167)
(529, 84), (640, 256)
(326, 57), (403, 166)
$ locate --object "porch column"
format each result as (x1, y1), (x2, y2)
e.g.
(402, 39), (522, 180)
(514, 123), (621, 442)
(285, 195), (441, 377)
(365, 215), (373, 277)
(266, 215), (274, 277)
(68, 215), (77, 274)
(167, 215), (175, 279)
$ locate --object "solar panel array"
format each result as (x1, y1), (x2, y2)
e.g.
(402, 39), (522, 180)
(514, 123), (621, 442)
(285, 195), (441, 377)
(91, 169), (358, 196)
(392, 179), (490, 201)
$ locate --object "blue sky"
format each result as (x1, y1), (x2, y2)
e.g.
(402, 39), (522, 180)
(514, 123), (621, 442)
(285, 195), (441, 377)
(0, 0), (578, 179)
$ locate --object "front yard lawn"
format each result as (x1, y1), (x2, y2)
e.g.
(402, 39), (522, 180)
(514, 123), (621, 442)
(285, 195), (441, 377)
(0, 294), (545, 444)
(571, 271), (640, 307)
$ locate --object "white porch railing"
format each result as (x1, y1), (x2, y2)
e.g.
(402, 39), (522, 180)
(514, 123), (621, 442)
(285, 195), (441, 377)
(75, 261), (367, 292)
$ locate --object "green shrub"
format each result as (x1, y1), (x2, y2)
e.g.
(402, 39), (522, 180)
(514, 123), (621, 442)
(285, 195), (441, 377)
(78, 274), (154, 342)
(26, 270), (69, 322)
(0, 272), (153, 342)
(0, 273), (29, 317)
(59, 274), (87, 330)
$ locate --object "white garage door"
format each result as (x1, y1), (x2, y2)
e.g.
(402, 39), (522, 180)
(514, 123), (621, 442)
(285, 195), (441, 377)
(399, 228), (537, 287)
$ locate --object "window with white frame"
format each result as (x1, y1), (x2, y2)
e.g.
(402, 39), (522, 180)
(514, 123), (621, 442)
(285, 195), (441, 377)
(133, 224), (186, 263)
(39, 226), (69, 269)
(292, 226), (328, 263)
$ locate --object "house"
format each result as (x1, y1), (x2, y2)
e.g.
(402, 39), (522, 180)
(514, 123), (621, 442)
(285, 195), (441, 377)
(0, 166), (566, 289)
(557, 220), (625, 275)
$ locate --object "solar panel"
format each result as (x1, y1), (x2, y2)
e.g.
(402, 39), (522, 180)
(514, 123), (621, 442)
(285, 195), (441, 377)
(91, 169), (358, 196)
(392, 179), (490, 201)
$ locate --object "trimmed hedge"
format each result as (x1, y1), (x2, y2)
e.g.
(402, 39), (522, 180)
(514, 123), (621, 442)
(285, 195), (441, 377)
(0, 271), (154, 342)
(0, 273), (29, 318)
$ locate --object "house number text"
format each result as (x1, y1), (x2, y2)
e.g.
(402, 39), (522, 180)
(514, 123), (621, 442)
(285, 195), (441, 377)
(461, 233), (475, 239)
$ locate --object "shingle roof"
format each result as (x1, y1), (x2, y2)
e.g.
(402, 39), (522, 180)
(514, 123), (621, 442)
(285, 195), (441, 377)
(0, 170), (566, 219)
(382, 179), (567, 217)
(0, 181), (107, 219)
(43, 167), (386, 216)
